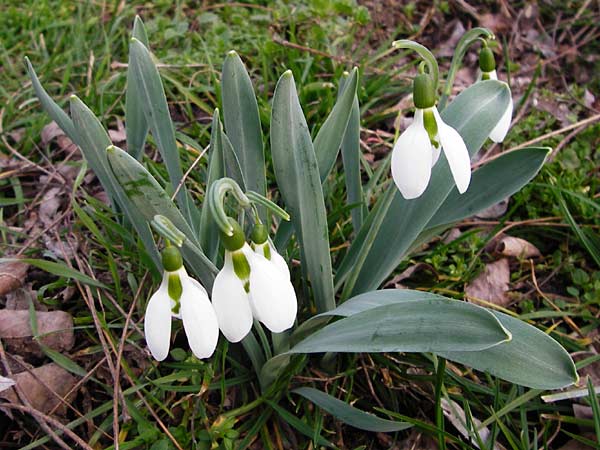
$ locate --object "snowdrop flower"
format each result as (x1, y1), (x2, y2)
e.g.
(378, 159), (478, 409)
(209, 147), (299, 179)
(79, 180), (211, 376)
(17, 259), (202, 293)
(249, 224), (297, 332)
(392, 72), (471, 199)
(212, 220), (298, 341)
(145, 247), (219, 361)
(479, 45), (513, 143)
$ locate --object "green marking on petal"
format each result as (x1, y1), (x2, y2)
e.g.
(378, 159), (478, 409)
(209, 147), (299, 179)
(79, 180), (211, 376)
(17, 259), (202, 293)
(168, 273), (183, 314)
(423, 108), (439, 147)
(232, 250), (251, 281)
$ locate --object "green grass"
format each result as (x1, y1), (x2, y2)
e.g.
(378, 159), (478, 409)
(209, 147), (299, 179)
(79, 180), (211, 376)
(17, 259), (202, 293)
(1, 0), (600, 449)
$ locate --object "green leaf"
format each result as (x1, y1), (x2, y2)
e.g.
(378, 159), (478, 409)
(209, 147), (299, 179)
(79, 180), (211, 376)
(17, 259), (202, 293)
(439, 311), (579, 389)
(427, 147), (550, 228)
(274, 69), (360, 249)
(69, 96), (161, 268)
(125, 16), (150, 160)
(307, 288), (578, 390)
(339, 74), (364, 233)
(290, 292), (510, 354)
(268, 401), (334, 447)
(221, 51), (265, 209)
(199, 111), (226, 261)
(129, 38), (198, 228)
(270, 71), (335, 313)
(557, 192), (600, 268)
(25, 57), (76, 141)
(342, 80), (512, 297)
(40, 345), (88, 377)
(293, 387), (412, 433)
(106, 145), (217, 288)
(313, 67), (359, 181)
(2, 258), (106, 289)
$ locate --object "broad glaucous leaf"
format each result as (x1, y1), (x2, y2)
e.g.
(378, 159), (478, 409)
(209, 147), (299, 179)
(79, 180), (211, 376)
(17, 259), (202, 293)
(270, 71), (335, 313)
(106, 146), (217, 288)
(125, 16), (150, 160)
(221, 51), (266, 216)
(129, 38), (199, 228)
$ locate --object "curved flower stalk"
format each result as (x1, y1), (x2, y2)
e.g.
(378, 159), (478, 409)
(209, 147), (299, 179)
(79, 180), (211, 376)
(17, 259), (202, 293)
(391, 69), (471, 199)
(479, 44), (513, 143)
(212, 219), (297, 341)
(145, 247), (219, 361)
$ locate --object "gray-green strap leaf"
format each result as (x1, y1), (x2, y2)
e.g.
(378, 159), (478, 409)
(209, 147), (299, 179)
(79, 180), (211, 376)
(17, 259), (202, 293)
(221, 51), (266, 216)
(270, 71), (335, 313)
(106, 145), (217, 288)
(129, 38), (199, 228)
(125, 16), (150, 160)
(70, 96), (161, 268)
(426, 147), (550, 229)
(289, 296), (510, 354)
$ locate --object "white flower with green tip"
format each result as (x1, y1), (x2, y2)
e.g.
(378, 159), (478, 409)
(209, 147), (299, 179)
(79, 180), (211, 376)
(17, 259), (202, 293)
(392, 73), (471, 199)
(212, 220), (297, 341)
(144, 247), (219, 361)
(479, 46), (513, 143)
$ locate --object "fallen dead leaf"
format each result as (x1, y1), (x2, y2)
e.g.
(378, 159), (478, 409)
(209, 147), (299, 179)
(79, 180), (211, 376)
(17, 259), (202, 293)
(0, 363), (77, 415)
(40, 122), (64, 147)
(38, 187), (63, 228)
(466, 258), (511, 306)
(475, 198), (509, 219)
(495, 235), (541, 259)
(108, 118), (126, 144)
(442, 399), (506, 450)
(0, 310), (74, 356)
(385, 263), (437, 289)
(0, 260), (29, 296)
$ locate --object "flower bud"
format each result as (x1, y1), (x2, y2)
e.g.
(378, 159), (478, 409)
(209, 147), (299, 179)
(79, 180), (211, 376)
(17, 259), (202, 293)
(479, 46), (496, 73)
(413, 74), (436, 109)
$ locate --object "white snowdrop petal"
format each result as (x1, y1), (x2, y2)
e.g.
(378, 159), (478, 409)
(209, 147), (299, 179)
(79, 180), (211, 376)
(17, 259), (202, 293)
(489, 95), (513, 143)
(267, 243), (290, 279)
(180, 278), (219, 359)
(144, 280), (172, 361)
(211, 256), (253, 343)
(391, 109), (434, 199)
(432, 107), (472, 194)
(249, 254), (297, 333)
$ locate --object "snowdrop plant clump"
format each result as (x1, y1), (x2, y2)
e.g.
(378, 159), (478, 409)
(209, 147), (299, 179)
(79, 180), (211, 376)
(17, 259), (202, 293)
(27, 16), (578, 436)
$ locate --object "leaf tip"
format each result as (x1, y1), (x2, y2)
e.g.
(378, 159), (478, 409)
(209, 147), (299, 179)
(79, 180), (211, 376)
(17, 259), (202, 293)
(227, 50), (238, 58)
(282, 69), (293, 79)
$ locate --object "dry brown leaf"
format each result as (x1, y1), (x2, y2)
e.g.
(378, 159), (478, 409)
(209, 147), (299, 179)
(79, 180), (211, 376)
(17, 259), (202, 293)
(38, 187), (63, 228)
(466, 258), (511, 306)
(108, 118), (126, 144)
(0, 260), (29, 296)
(0, 363), (77, 415)
(557, 436), (596, 450)
(475, 198), (509, 219)
(40, 122), (65, 147)
(0, 310), (74, 356)
(496, 236), (541, 259)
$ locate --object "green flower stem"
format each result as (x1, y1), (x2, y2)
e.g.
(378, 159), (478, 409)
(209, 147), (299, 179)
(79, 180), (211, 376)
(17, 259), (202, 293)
(151, 215), (186, 247)
(439, 27), (494, 110)
(246, 190), (291, 222)
(208, 177), (250, 236)
(392, 40), (439, 92)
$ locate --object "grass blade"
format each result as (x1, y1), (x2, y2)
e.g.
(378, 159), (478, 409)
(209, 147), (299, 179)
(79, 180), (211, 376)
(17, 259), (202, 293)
(293, 387), (412, 433)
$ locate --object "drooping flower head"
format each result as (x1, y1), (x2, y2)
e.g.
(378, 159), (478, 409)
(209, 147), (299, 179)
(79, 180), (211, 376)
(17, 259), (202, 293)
(479, 43), (513, 143)
(391, 67), (471, 199)
(144, 246), (219, 361)
(211, 219), (298, 342)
